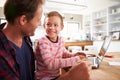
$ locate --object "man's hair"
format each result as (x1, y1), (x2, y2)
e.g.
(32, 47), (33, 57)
(46, 11), (64, 25)
(4, 0), (45, 24)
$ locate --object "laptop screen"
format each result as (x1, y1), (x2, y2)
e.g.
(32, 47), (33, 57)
(98, 36), (112, 57)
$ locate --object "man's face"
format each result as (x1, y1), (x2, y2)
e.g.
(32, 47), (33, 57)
(21, 5), (43, 36)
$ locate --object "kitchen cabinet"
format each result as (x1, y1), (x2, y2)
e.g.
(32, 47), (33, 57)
(83, 15), (92, 40)
(92, 9), (108, 40)
(83, 3), (120, 41)
(108, 4), (120, 40)
(83, 15), (91, 34)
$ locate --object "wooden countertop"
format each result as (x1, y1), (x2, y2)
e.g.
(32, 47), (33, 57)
(91, 52), (120, 80)
(65, 41), (93, 50)
(60, 52), (120, 80)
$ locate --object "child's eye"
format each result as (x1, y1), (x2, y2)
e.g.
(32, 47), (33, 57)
(54, 24), (58, 27)
(46, 23), (51, 27)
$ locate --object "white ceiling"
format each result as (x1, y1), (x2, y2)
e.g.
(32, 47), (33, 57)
(44, 0), (87, 14)
(44, 0), (120, 14)
(0, 0), (120, 15)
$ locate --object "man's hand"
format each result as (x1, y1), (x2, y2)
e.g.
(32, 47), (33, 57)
(58, 61), (91, 80)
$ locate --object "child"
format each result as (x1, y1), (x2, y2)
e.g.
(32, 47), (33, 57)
(35, 11), (87, 80)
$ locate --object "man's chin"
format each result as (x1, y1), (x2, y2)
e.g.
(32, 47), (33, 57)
(29, 33), (35, 36)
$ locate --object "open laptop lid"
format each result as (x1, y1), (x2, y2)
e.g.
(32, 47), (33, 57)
(97, 36), (112, 62)
(91, 36), (112, 69)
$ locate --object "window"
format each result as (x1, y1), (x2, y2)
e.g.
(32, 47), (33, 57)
(61, 22), (82, 41)
(67, 22), (80, 33)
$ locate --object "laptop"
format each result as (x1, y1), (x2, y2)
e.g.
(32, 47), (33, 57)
(87, 36), (112, 69)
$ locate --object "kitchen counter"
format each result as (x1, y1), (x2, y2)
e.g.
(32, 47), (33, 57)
(65, 41), (93, 50)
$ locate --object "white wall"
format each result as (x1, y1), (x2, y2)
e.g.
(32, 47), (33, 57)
(0, 0), (6, 7)
(30, 26), (45, 42)
(0, 0), (6, 17)
(0, 7), (4, 18)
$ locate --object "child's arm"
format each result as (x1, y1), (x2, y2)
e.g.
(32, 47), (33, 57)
(62, 47), (75, 58)
(37, 41), (81, 70)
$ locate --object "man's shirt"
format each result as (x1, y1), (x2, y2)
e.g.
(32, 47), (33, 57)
(0, 23), (35, 80)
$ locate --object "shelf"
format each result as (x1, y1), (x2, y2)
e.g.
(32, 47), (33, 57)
(93, 16), (106, 20)
(91, 8), (108, 40)
(83, 3), (120, 41)
(108, 4), (120, 40)
(93, 31), (106, 34)
(93, 23), (107, 27)
(109, 12), (120, 16)
(109, 21), (120, 24)
(109, 30), (120, 33)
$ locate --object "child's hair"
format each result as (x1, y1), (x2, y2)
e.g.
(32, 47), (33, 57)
(45, 11), (63, 26)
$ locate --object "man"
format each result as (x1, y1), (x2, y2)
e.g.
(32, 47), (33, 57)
(0, 0), (44, 80)
(0, 0), (91, 80)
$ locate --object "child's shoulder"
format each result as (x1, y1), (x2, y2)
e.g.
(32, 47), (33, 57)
(38, 36), (48, 42)
(40, 36), (47, 40)
(58, 36), (66, 42)
(59, 36), (66, 40)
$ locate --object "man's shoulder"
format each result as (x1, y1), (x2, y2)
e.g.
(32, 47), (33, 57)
(0, 23), (6, 29)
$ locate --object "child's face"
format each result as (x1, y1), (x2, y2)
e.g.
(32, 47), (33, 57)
(44, 16), (63, 41)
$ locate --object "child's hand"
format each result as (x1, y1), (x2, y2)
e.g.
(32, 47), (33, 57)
(74, 52), (86, 57)
(74, 52), (87, 60)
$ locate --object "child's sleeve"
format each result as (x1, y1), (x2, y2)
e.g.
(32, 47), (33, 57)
(36, 38), (81, 70)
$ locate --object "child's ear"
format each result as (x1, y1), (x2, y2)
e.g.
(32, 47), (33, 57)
(43, 23), (46, 29)
(61, 25), (64, 31)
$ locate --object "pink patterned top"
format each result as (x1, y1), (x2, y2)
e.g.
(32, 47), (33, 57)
(35, 36), (80, 80)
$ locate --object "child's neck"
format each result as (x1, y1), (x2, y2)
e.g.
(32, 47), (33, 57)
(46, 35), (58, 43)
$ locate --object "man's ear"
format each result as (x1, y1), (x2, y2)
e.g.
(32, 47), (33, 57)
(19, 15), (27, 25)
